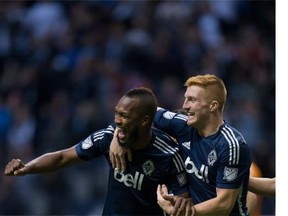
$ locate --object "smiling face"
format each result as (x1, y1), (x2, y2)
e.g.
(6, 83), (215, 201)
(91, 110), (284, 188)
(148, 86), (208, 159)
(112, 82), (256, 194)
(114, 96), (144, 148)
(182, 85), (212, 128)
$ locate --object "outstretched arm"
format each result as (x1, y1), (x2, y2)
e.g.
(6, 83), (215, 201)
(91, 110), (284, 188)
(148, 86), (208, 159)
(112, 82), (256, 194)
(5, 146), (81, 176)
(248, 176), (275, 197)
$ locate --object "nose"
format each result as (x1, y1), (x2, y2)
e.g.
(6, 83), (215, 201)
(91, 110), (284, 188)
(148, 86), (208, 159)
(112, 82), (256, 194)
(114, 113), (122, 126)
(182, 99), (189, 110)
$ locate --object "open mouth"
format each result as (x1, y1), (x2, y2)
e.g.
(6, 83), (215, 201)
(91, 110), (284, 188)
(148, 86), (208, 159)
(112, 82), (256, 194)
(117, 127), (128, 143)
(187, 112), (195, 117)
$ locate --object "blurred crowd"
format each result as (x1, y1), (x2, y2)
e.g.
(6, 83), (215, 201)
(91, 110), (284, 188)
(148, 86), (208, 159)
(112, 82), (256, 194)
(0, 1), (275, 215)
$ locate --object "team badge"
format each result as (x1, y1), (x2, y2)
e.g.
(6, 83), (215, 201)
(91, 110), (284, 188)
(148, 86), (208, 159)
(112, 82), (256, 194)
(208, 150), (217, 166)
(223, 166), (238, 181)
(177, 173), (187, 186)
(163, 111), (176, 119)
(142, 160), (155, 175)
(81, 136), (93, 149)
(182, 141), (191, 150)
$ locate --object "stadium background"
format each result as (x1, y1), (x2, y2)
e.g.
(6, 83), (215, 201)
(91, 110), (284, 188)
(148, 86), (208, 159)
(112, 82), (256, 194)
(0, 1), (275, 215)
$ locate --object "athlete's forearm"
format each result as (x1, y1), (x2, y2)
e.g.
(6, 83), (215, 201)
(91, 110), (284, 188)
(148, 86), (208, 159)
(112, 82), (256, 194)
(24, 147), (81, 174)
(24, 151), (68, 174)
(248, 177), (275, 197)
(193, 199), (231, 216)
(192, 188), (239, 216)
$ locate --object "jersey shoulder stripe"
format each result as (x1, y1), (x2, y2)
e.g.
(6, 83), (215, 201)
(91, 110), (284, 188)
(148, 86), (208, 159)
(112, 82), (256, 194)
(221, 125), (240, 165)
(154, 136), (178, 153)
(174, 114), (188, 122)
(153, 136), (185, 172)
(92, 125), (114, 142)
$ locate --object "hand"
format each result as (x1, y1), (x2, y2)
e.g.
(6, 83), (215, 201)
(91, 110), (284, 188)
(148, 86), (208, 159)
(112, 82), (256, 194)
(167, 196), (194, 216)
(109, 128), (132, 172)
(158, 184), (195, 216)
(5, 159), (28, 176)
(157, 184), (174, 214)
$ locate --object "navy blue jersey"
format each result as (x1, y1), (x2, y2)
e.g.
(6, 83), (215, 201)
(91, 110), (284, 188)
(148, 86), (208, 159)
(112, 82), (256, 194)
(75, 123), (188, 216)
(154, 108), (252, 216)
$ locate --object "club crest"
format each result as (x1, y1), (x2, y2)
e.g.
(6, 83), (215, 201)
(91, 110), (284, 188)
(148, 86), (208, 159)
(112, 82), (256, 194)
(177, 173), (187, 186)
(208, 150), (217, 166)
(142, 160), (155, 175)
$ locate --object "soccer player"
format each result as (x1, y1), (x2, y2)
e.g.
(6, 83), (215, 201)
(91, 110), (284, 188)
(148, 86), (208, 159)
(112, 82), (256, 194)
(4, 87), (189, 215)
(111, 74), (252, 215)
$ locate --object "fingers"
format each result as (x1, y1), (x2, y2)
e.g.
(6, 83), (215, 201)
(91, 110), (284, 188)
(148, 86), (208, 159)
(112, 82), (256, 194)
(156, 185), (163, 201)
(14, 167), (28, 176)
(173, 198), (187, 216)
(115, 154), (122, 172)
(119, 152), (126, 172)
(157, 185), (169, 202)
(172, 197), (193, 216)
(109, 151), (116, 169)
(156, 185), (174, 215)
(159, 184), (173, 202)
(185, 204), (193, 216)
(109, 128), (129, 172)
(161, 184), (169, 194)
(5, 159), (26, 176)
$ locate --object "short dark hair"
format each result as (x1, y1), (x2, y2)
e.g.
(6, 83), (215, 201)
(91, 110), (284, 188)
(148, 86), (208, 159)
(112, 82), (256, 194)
(124, 87), (157, 119)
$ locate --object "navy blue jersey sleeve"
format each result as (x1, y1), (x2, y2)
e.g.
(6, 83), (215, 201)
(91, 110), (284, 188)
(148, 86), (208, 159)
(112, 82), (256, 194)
(216, 125), (251, 189)
(154, 108), (188, 138)
(167, 153), (189, 195)
(75, 125), (114, 160)
(151, 129), (189, 195)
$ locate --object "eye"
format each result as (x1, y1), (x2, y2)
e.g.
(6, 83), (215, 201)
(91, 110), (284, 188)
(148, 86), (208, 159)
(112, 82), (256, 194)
(187, 97), (195, 102)
(115, 111), (128, 119)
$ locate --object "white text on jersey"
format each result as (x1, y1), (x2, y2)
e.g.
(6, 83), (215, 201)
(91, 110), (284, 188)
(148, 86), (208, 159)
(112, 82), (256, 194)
(184, 157), (209, 183)
(114, 170), (144, 191)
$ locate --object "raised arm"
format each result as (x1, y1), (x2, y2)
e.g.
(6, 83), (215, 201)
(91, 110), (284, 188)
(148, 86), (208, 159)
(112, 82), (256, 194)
(5, 146), (82, 176)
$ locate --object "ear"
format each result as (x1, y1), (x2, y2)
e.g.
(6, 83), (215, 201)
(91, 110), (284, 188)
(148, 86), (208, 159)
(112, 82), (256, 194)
(142, 115), (151, 126)
(210, 100), (219, 112)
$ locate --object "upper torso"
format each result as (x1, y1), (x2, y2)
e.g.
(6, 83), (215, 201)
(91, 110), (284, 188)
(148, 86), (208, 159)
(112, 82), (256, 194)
(154, 108), (252, 216)
(75, 124), (188, 215)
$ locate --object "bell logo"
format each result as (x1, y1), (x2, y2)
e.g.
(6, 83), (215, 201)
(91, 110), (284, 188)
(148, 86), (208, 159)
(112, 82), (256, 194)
(114, 170), (144, 191)
(184, 157), (209, 183)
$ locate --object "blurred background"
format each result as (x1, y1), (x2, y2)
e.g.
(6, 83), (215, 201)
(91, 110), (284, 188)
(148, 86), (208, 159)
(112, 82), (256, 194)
(0, 0), (275, 215)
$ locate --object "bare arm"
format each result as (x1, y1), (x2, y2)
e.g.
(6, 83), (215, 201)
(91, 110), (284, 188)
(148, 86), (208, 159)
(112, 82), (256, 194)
(192, 187), (240, 216)
(5, 146), (82, 176)
(158, 185), (240, 216)
(248, 176), (275, 197)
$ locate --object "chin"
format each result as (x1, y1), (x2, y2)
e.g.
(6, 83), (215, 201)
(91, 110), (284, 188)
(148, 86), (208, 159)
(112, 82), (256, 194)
(187, 120), (196, 126)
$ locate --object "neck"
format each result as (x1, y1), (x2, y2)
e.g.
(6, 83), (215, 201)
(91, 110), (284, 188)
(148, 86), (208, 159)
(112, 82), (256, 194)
(197, 118), (224, 137)
(132, 130), (153, 150)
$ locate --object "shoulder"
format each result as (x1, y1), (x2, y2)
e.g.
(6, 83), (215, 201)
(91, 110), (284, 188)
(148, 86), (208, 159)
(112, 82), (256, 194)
(219, 124), (247, 145)
(217, 124), (251, 165)
(91, 124), (115, 142)
(156, 108), (188, 123)
(152, 128), (179, 152)
(152, 127), (176, 144)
